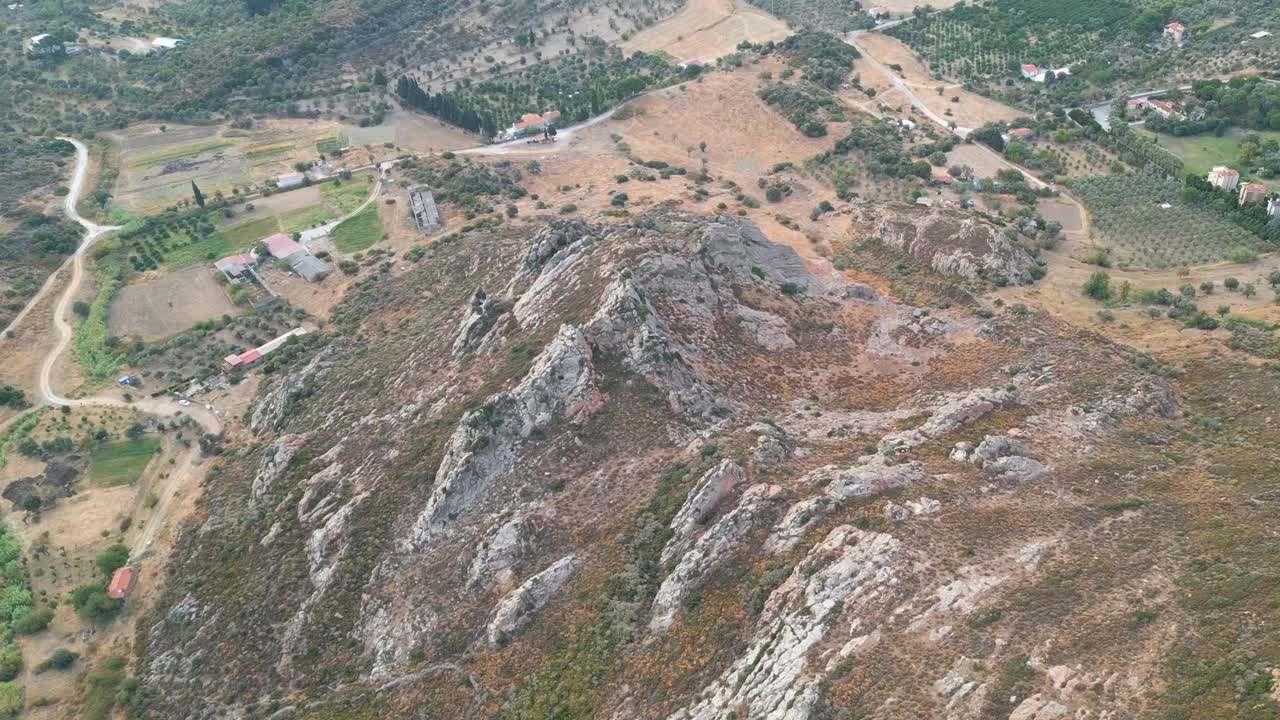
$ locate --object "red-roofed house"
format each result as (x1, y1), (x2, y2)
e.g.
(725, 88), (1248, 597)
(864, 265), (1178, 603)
(1020, 64), (1040, 80)
(1164, 22), (1186, 44)
(263, 233), (305, 259)
(1239, 183), (1268, 206)
(214, 253), (256, 280)
(1008, 127), (1034, 139)
(932, 171), (954, 184)
(108, 566), (136, 600)
(223, 328), (310, 372)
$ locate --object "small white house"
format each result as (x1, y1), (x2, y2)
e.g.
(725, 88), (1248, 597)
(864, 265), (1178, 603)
(1020, 64), (1041, 81)
(1163, 22), (1185, 45)
(1207, 166), (1240, 192)
(152, 37), (184, 50)
(1251, 31), (1272, 40)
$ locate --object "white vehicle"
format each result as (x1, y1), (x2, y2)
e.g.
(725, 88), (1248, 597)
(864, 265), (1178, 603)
(177, 399), (191, 407)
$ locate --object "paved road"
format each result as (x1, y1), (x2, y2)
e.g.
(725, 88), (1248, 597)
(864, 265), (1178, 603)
(846, 28), (974, 138)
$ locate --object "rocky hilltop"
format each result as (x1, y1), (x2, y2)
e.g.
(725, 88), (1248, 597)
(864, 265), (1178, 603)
(139, 211), (1224, 720)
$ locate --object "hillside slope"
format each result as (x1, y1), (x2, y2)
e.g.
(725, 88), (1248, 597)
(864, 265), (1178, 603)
(138, 210), (1277, 719)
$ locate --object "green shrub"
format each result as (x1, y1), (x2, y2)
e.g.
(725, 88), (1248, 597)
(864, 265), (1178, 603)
(35, 649), (77, 673)
(1083, 271), (1112, 301)
(12, 607), (52, 635)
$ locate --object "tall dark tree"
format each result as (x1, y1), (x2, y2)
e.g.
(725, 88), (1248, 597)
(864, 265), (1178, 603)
(191, 181), (205, 208)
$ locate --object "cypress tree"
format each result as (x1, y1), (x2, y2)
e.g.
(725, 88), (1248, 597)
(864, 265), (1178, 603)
(191, 181), (206, 208)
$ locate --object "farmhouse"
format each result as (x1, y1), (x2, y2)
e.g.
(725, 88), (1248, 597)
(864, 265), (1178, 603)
(1020, 64), (1040, 81)
(408, 185), (443, 233)
(868, 6), (890, 21)
(1163, 22), (1185, 45)
(1002, 127), (1034, 144)
(108, 566), (137, 600)
(1238, 183), (1268, 206)
(1146, 99), (1179, 119)
(1208, 166), (1240, 191)
(931, 171), (954, 184)
(276, 172), (306, 189)
(223, 327), (309, 372)
(262, 233), (331, 282)
(499, 110), (561, 141)
(152, 36), (185, 50)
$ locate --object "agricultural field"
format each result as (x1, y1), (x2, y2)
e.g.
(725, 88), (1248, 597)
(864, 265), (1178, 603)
(107, 266), (240, 342)
(624, 0), (791, 63)
(884, 0), (1138, 83)
(109, 120), (348, 212)
(330, 207), (386, 253)
(315, 133), (350, 155)
(1140, 128), (1280, 189)
(1069, 173), (1263, 268)
(86, 438), (161, 488)
(278, 176), (375, 233)
(119, 215), (281, 274)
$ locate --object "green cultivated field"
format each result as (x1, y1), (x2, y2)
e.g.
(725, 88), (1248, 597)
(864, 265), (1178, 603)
(88, 438), (161, 487)
(280, 178), (373, 233)
(164, 216), (281, 270)
(330, 206), (385, 253)
(1069, 173), (1262, 267)
(128, 140), (233, 169)
(1142, 128), (1280, 188)
(315, 133), (349, 155)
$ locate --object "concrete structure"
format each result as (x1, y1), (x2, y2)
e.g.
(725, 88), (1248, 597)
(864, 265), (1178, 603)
(868, 6), (889, 21)
(277, 172), (305, 189)
(409, 185), (443, 233)
(1268, 198), (1279, 218)
(1208, 166), (1240, 191)
(1164, 22), (1185, 45)
(223, 328), (310, 372)
(1020, 64), (1040, 80)
(898, 118), (917, 131)
(152, 36), (184, 49)
(108, 566), (136, 600)
(1251, 31), (1273, 40)
(1239, 183), (1268, 206)
(289, 255), (330, 282)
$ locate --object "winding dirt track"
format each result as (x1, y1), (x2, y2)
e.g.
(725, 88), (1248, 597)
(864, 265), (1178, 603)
(36, 138), (222, 560)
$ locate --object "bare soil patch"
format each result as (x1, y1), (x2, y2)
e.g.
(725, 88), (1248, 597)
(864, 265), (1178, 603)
(108, 265), (240, 341)
(624, 0), (791, 63)
(1036, 200), (1085, 234)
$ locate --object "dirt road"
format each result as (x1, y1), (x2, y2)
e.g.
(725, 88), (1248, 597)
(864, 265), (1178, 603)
(33, 137), (222, 562)
(847, 27), (975, 137)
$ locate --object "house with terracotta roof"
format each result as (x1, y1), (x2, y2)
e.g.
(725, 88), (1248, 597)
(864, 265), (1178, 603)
(108, 565), (136, 600)
(1146, 99), (1180, 119)
(261, 233), (330, 282)
(499, 110), (562, 141)
(1020, 64), (1040, 80)
(1164, 22), (1185, 45)
(1239, 183), (1268, 206)
(1208, 166), (1240, 191)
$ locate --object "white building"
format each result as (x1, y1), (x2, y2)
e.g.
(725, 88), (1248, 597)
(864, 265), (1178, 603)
(1268, 197), (1279, 218)
(1164, 22), (1185, 45)
(152, 37), (185, 50)
(1207, 166), (1240, 192)
(1020, 64), (1041, 81)
(276, 172), (305, 189)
